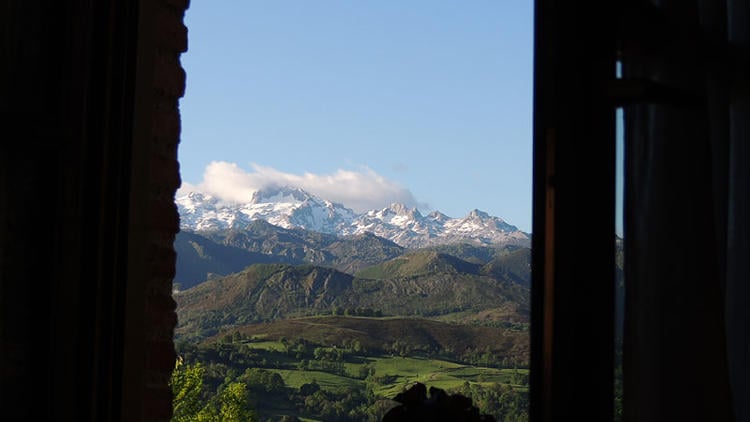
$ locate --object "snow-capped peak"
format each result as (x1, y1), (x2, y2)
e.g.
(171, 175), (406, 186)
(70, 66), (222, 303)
(385, 203), (422, 219)
(466, 209), (491, 219)
(250, 186), (312, 205)
(427, 210), (450, 222)
(176, 186), (530, 248)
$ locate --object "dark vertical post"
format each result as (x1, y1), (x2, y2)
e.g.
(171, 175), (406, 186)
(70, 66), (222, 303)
(531, 1), (617, 421)
(726, 0), (750, 419)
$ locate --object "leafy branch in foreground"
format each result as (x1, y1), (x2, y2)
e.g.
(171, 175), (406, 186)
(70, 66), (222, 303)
(170, 357), (205, 421)
(170, 356), (258, 422)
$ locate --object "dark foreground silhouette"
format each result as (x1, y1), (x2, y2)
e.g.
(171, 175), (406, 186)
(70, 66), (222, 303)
(382, 382), (497, 422)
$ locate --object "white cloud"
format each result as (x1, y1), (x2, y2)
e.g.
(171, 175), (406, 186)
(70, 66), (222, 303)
(176, 161), (425, 212)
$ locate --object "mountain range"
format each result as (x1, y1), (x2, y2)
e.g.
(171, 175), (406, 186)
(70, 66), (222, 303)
(174, 249), (531, 342)
(176, 186), (530, 249)
(173, 220), (530, 290)
(173, 185), (534, 346)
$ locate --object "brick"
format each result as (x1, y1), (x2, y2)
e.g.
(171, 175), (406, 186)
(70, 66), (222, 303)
(145, 341), (177, 370)
(148, 246), (178, 278)
(162, 0), (190, 11)
(141, 0), (189, 419)
(142, 387), (174, 420)
(153, 54), (186, 98)
(149, 157), (180, 188)
(147, 203), (180, 233)
(151, 108), (181, 142)
(154, 4), (188, 53)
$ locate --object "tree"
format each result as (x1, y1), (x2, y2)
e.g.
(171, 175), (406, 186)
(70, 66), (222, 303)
(217, 382), (255, 422)
(170, 357), (260, 422)
(170, 357), (206, 422)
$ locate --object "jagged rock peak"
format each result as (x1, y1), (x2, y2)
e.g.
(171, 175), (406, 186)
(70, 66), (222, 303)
(387, 203), (422, 218)
(250, 186), (314, 204)
(186, 191), (207, 200)
(427, 210), (450, 221)
(466, 209), (492, 219)
(175, 186), (531, 248)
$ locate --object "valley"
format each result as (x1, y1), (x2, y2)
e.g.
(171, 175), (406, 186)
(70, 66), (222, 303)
(172, 189), (532, 421)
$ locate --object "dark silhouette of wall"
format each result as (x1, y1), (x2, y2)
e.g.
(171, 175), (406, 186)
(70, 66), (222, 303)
(1, 0), (187, 420)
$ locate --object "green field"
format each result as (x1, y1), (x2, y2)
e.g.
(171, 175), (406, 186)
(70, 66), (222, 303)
(176, 316), (530, 421)
(244, 340), (286, 352)
(366, 356), (528, 397)
(221, 339), (525, 395)
(276, 369), (362, 391)
(269, 353), (525, 399)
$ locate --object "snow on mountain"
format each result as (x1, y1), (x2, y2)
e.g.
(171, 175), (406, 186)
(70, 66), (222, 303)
(177, 192), (254, 231)
(175, 186), (530, 248)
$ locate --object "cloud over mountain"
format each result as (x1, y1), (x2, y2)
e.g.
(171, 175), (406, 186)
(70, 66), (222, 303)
(177, 161), (424, 212)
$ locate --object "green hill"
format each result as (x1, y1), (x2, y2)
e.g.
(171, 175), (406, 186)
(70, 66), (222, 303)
(421, 243), (518, 265)
(175, 264), (354, 337)
(206, 315), (529, 364)
(323, 231), (406, 274)
(206, 220), (339, 264)
(175, 259), (529, 341)
(174, 231), (287, 289)
(176, 224), (406, 288)
(355, 250), (482, 279)
(480, 247), (531, 287)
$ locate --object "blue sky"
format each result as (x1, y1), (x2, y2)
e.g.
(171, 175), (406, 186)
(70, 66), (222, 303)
(178, 1), (535, 232)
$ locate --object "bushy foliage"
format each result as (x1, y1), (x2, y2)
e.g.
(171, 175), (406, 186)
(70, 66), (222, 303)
(170, 357), (258, 422)
(170, 358), (206, 422)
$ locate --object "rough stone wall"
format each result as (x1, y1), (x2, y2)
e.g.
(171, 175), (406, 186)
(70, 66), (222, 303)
(142, 0), (189, 419)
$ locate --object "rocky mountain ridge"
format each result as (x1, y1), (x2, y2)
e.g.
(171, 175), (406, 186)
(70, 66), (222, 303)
(176, 186), (530, 249)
